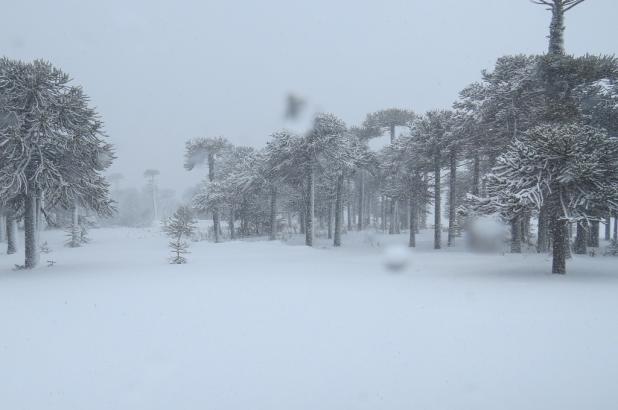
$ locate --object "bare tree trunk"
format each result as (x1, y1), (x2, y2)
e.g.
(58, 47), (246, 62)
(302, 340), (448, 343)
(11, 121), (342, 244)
(434, 150), (442, 250)
(448, 149), (457, 247)
(537, 204), (550, 253)
(269, 186), (277, 241)
(357, 171), (364, 231)
(24, 190), (39, 268)
(346, 178), (352, 232)
(614, 212), (618, 241)
(511, 216), (522, 253)
(334, 173), (343, 247)
(69, 203), (80, 248)
(6, 212), (17, 255)
(472, 153), (480, 196)
(409, 196), (417, 248)
(0, 214), (5, 243)
(604, 214), (611, 241)
(588, 220), (600, 247)
(548, 1), (566, 55)
(229, 206), (236, 240)
(327, 201), (333, 240)
(305, 168), (314, 247)
(380, 195), (386, 232)
(390, 124), (395, 143)
(574, 222), (587, 254)
(389, 199), (395, 235)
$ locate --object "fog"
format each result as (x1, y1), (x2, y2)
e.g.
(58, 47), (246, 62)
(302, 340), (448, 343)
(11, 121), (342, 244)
(1, 0), (616, 192)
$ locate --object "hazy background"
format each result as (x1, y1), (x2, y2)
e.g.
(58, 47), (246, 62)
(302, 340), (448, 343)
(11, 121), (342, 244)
(1, 0), (616, 192)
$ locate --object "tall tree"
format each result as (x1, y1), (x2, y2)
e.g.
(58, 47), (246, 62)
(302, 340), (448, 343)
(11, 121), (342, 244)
(0, 59), (114, 268)
(532, 0), (587, 55)
(185, 137), (230, 242)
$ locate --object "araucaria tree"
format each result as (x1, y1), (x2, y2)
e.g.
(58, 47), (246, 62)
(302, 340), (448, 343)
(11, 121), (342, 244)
(164, 206), (197, 264)
(0, 59), (114, 268)
(185, 137), (230, 242)
(532, 0), (587, 55)
(486, 123), (618, 274)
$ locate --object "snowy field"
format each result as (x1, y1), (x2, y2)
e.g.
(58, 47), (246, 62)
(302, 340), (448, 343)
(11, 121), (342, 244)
(1, 227), (617, 410)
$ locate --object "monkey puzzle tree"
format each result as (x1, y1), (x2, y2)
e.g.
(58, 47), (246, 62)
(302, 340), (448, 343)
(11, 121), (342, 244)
(0, 59), (114, 268)
(143, 169), (160, 223)
(185, 136), (230, 242)
(531, 0), (587, 56)
(486, 123), (618, 274)
(363, 108), (415, 143)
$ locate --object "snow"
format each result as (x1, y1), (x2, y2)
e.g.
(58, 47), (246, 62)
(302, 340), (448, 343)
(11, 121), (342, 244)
(1, 227), (618, 410)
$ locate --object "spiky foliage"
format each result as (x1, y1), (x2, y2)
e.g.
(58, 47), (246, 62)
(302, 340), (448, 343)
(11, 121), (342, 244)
(0, 58), (114, 268)
(164, 206), (197, 264)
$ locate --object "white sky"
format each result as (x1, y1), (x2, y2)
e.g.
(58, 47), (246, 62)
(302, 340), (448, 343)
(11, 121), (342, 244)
(1, 0), (617, 194)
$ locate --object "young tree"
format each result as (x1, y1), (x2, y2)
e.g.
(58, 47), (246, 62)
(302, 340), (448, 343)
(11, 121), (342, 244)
(164, 206), (197, 264)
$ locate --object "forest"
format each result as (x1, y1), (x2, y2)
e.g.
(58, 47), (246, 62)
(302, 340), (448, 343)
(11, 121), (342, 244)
(1, 1), (617, 409)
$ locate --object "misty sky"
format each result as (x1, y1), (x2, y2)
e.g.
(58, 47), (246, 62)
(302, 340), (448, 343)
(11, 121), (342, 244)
(2, 0), (617, 194)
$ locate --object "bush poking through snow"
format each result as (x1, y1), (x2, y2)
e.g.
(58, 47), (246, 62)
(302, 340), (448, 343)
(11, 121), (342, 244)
(164, 206), (197, 264)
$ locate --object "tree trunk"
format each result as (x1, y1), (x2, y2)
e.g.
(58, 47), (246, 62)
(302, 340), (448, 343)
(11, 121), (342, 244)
(614, 212), (618, 241)
(334, 173), (343, 247)
(448, 149), (457, 247)
(327, 201), (333, 240)
(389, 199), (396, 235)
(305, 168), (314, 247)
(588, 220), (600, 248)
(551, 216), (567, 274)
(69, 204), (80, 248)
(434, 150), (442, 250)
(346, 178), (352, 232)
(574, 222), (587, 255)
(298, 207), (307, 235)
(6, 212), (17, 255)
(548, 2), (566, 55)
(24, 190), (39, 268)
(357, 171), (364, 231)
(511, 216), (522, 253)
(269, 186), (277, 241)
(212, 210), (220, 243)
(390, 124), (396, 143)
(604, 214), (611, 241)
(409, 196), (417, 248)
(0, 214), (5, 243)
(380, 195), (386, 233)
(229, 207), (236, 240)
(537, 204), (550, 253)
(472, 153), (480, 196)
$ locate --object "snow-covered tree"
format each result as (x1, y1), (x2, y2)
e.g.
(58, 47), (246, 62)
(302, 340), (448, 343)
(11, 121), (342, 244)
(363, 108), (415, 143)
(0, 59), (114, 268)
(164, 206), (196, 264)
(532, 0), (588, 56)
(185, 137), (230, 242)
(485, 123), (618, 274)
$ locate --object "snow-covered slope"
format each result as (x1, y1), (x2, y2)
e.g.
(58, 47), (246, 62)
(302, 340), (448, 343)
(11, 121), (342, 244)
(1, 228), (617, 410)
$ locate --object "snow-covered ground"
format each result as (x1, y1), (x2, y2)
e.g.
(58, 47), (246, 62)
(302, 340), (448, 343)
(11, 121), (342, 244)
(1, 227), (617, 410)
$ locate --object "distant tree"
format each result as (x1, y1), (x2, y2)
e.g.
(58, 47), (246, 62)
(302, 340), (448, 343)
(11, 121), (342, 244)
(143, 169), (160, 222)
(164, 206), (197, 264)
(108, 173), (124, 192)
(413, 110), (454, 250)
(185, 137), (230, 242)
(363, 109), (415, 143)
